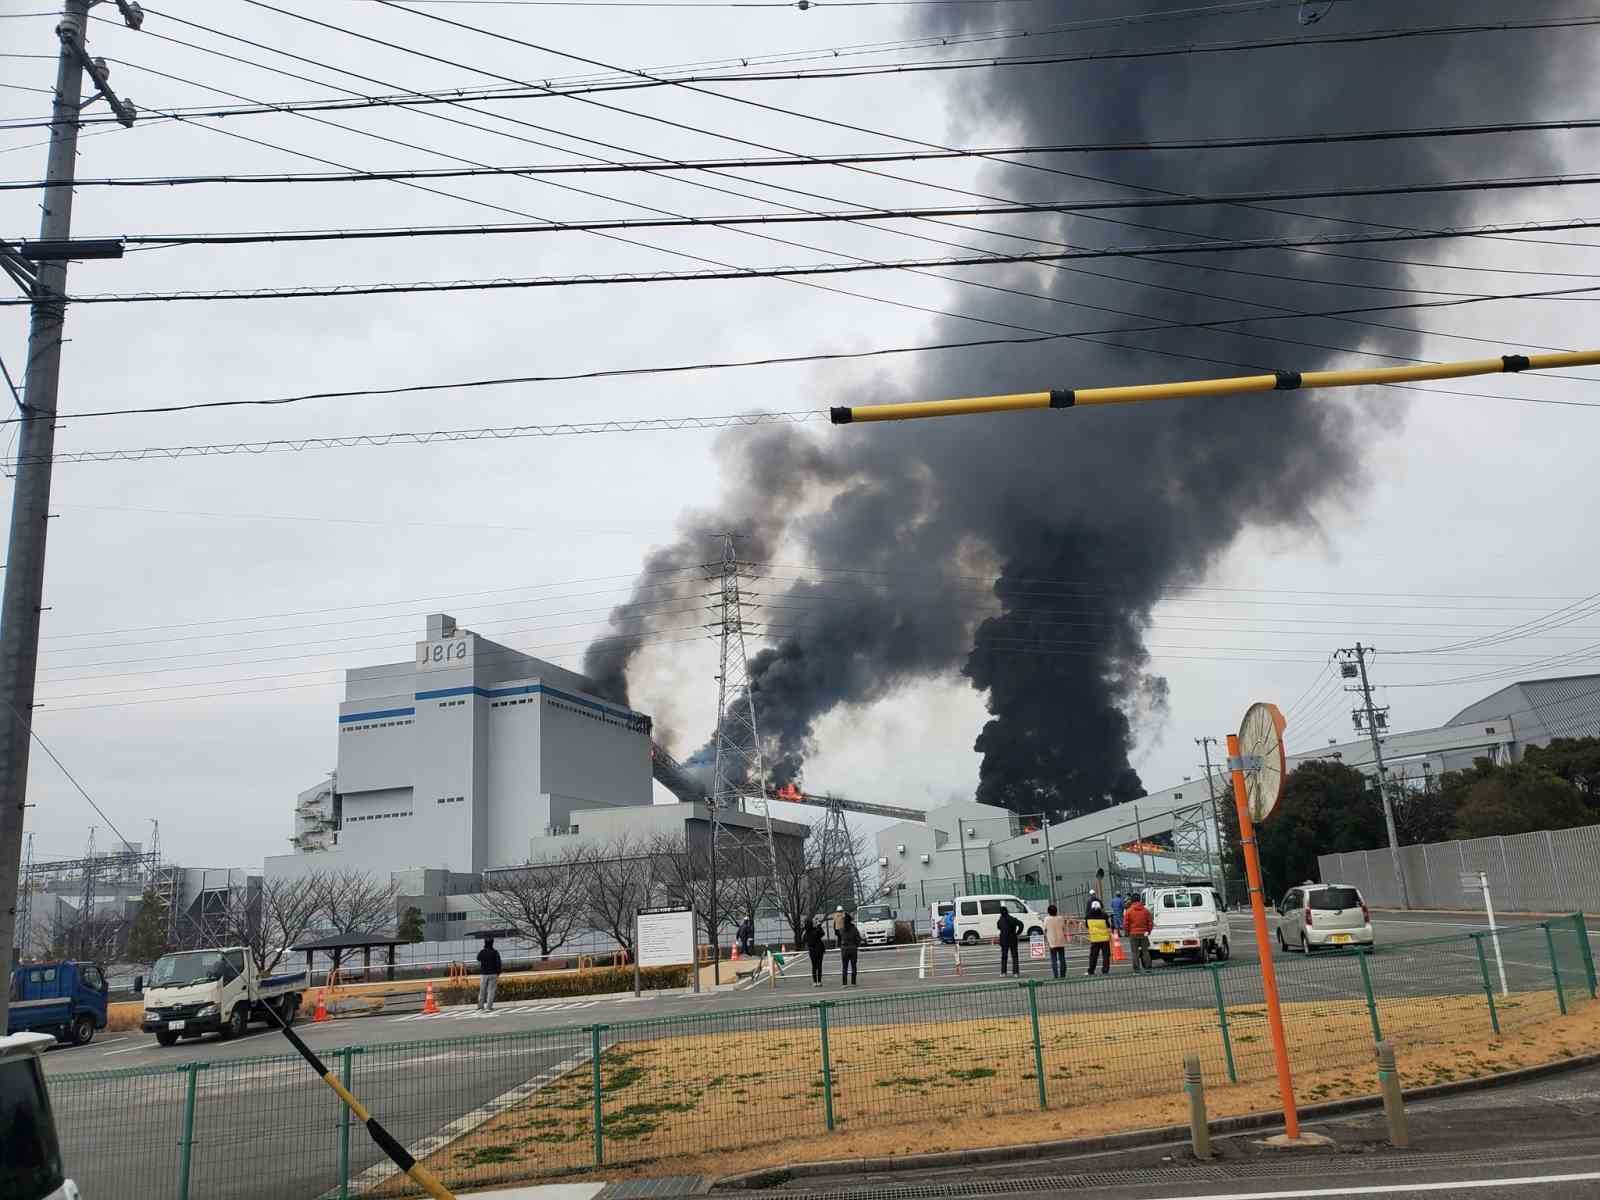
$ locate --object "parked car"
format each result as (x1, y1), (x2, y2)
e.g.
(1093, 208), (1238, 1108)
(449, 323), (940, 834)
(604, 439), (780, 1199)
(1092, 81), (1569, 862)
(1, 1031), (79, 1199)
(7, 961), (108, 1047)
(1276, 882), (1373, 953)
(953, 894), (1044, 945)
(1148, 885), (1230, 964)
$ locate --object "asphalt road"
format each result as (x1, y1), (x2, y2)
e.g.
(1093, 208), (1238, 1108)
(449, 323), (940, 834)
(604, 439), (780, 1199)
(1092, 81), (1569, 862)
(40, 910), (1591, 1200)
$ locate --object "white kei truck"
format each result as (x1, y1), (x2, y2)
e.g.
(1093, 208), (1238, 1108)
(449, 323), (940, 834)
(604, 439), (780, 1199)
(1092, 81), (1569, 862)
(1146, 885), (1231, 964)
(140, 947), (307, 1046)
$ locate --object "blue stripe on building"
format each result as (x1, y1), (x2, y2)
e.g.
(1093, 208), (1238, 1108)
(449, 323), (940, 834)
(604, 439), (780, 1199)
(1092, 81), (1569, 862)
(411, 683), (643, 724)
(338, 706), (416, 724)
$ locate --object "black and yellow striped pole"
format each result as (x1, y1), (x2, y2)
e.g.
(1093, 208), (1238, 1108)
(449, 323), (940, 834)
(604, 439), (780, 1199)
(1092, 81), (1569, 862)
(828, 350), (1600, 425)
(265, 1002), (456, 1200)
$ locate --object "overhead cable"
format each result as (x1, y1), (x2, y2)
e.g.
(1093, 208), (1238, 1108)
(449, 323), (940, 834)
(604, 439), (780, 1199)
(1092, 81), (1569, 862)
(23, 229), (1600, 305)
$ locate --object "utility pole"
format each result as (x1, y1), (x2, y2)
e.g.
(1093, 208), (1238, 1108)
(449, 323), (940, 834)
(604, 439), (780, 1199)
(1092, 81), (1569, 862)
(1196, 736), (1230, 905)
(1339, 643), (1408, 909)
(0, 0), (140, 1025)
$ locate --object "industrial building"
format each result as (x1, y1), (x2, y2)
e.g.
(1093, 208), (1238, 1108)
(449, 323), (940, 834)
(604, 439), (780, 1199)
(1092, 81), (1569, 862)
(1289, 672), (1600, 786)
(267, 613), (656, 883)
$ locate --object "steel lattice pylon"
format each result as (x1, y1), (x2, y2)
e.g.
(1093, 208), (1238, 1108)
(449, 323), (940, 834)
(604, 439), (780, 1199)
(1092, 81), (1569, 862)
(707, 535), (782, 953)
(1169, 801), (1214, 883)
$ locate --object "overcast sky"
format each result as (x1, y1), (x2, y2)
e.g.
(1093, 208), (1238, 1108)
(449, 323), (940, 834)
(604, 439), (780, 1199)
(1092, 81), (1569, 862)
(3, 0), (1599, 872)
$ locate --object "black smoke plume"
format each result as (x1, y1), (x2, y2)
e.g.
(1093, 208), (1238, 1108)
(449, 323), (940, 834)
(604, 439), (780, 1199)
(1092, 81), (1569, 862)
(587, 1), (1572, 815)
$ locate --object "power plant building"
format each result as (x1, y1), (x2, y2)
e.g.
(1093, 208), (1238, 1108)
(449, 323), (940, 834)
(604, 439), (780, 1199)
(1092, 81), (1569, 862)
(266, 614), (655, 882)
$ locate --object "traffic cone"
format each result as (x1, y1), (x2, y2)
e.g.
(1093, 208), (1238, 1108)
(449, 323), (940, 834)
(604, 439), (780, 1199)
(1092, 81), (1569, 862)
(1111, 932), (1127, 964)
(422, 982), (440, 1015)
(313, 989), (328, 1022)
(731, 943), (741, 962)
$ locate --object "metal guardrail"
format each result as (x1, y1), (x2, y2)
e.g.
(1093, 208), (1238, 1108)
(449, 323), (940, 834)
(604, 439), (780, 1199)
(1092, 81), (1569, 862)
(49, 915), (1596, 1199)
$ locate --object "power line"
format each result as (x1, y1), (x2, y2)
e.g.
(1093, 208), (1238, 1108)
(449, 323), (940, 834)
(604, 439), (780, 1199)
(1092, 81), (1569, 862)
(20, 116), (1600, 191)
(25, 238), (1600, 306)
(21, 271), (1600, 427)
(43, 9), (1600, 130)
(89, 172), (1600, 247)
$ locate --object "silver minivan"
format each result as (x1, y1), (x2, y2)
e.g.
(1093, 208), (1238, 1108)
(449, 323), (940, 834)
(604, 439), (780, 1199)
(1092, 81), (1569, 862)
(1276, 882), (1373, 953)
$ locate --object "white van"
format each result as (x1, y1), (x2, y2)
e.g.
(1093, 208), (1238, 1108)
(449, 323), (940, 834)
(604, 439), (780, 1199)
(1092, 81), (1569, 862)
(953, 894), (1044, 945)
(930, 900), (955, 938)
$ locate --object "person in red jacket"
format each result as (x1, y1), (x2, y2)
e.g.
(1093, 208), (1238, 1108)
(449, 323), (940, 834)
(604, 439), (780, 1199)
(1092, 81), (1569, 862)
(1123, 894), (1154, 973)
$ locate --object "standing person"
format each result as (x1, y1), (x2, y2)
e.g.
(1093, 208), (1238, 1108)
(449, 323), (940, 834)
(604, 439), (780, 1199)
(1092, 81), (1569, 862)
(939, 909), (955, 944)
(1043, 903), (1070, 979)
(476, 936), (503, 1011)
(832, 905), (847, 944)
(1110, 892), (1126, 935)
(1085, 897), (1111, 976)
(737, 917), (754, 958)
(839, 912), (861, 986)
(1123, 892), (1154, 973)
(996, 906), (1022, 976)
(801, 917), (826, 987)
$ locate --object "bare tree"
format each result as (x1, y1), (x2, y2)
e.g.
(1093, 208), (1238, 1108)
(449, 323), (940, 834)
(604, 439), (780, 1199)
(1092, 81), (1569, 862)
(581, 834), (656, 958)
(222, 876), (320, 974)
(49, 908), (125, 963)
(771, 821), (860, 942)
(311, 869), (398, 971)
(648, 832), (715, 948)
(479, 845), (588, 959)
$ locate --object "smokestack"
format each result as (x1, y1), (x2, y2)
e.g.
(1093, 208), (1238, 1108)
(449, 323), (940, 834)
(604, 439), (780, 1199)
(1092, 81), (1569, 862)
(590, 2), (1572, 815)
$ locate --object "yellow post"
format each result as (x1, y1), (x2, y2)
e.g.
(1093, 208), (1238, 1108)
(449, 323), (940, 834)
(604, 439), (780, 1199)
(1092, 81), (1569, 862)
(1227, 732), (1300, 1140)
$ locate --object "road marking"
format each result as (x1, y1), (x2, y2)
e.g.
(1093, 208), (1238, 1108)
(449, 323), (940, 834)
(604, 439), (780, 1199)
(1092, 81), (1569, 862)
(100, 1044), (148, 1056)
(1133, 1171), (1600, 1199)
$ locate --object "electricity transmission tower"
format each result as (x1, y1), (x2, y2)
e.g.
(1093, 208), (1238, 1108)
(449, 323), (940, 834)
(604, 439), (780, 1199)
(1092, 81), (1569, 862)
(706, 535), (782, 976)
(1338, 642), (1408, 909)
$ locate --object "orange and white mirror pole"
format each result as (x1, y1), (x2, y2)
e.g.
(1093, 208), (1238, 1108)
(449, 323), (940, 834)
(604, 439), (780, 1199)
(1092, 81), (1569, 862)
(1227, 731), (1300, 1140)
(828, 350), (1600, 425)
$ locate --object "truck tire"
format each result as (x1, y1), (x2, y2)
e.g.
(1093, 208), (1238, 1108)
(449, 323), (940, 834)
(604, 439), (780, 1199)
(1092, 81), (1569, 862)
(220, 1004), (247, 1040)
(155, 1030), (180, 1047)
(962, 931), (980, 945)
(283, 994), (300, 1027)
(70, 1013), (96, 1046)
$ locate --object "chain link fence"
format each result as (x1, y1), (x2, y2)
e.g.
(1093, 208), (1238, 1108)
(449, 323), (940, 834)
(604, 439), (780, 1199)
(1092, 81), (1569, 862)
(1318, 825), (1600, 913)
(48, 916), (1595, 1198)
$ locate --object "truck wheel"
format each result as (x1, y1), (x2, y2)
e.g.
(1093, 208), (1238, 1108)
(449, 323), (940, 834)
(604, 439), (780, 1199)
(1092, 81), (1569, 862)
(71, 1013), (96, 1046)
(281, 995), (300, 1027)
(155, 1030), (180, 1047)
(220, 1004), (247, 1040)
(962, 931), (980, 945)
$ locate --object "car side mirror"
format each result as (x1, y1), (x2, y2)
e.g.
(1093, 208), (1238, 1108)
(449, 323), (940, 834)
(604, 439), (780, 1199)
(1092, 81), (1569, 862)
(133, 975), (143, 993)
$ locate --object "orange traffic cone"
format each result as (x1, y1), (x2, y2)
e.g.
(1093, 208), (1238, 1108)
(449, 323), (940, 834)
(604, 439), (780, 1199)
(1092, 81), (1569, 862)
(422, 982), (440, 1015)
(1110, 932), (1127, 964)
(313, 989), (328, 1022)
(730, 943), (741, 962)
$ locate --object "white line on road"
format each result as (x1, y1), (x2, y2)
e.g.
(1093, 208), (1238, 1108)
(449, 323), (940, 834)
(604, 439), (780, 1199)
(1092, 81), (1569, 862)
(100, 1044), (148, 1056)
(1133, 1171), (1600, 1200)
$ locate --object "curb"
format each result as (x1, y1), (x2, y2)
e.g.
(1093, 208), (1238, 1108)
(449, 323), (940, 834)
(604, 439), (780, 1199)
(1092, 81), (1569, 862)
(712, 1049), (1600, 1189)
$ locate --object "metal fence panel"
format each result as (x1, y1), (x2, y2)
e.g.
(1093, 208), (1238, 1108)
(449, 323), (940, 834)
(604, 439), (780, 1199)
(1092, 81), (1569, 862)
(46, 916), (1594, 1200)
(1317, 823), (1600, 913)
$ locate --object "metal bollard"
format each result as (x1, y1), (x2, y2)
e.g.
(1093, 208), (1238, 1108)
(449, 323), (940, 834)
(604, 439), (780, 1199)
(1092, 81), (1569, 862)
(1375, 1041), (1409, 1148)
(1183, 1054), (1211, 1159)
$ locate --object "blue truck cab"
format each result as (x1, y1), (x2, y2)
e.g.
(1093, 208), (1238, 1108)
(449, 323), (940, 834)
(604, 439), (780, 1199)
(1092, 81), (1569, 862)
(7, 961), (109, 1048)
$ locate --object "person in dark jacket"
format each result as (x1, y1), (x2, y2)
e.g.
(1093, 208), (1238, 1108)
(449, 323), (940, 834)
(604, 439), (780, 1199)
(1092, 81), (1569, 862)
(839, 913), (862, 985)
(801, 917), (826, 987)
(1085, 897), (1111, 976)
(476, 936), (503, 1011)
(737, 917), (755, 958)
(996, 907), (1022, 976)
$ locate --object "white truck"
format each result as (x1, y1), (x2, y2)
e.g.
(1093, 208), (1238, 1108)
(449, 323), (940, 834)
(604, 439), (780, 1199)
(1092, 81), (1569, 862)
(140, 947), (307, 1046)
(856, 902), (899, 946)
(1147, 885), (1231, 965)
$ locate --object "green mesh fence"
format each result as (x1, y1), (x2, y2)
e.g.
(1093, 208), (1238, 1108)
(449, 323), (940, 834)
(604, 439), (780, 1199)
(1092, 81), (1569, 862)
(43, 914), (1593, 1197)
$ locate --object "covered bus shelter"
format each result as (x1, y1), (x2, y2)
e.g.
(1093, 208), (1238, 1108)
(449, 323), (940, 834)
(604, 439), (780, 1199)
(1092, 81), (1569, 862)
(291, 931), (409, 984)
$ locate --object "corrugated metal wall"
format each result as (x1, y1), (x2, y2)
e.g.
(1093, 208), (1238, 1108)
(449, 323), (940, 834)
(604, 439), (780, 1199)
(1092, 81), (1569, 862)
(1318, 823), (1600, 912)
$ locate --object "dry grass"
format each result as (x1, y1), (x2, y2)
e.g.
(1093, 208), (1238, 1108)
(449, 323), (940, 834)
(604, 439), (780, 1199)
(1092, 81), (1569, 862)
(106, 1001), (144, 1032)
(372, 988), (1598, 1195)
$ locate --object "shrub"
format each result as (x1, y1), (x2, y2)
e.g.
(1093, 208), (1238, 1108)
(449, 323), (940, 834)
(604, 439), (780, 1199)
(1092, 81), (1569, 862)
(438, 964), (688, 1005)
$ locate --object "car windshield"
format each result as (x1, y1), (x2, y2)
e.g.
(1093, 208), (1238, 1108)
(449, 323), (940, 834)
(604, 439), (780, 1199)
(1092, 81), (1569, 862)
(1310, 886), (1362, 910)
(858, 905), (893, 921)
(150, 951), (226, 987)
